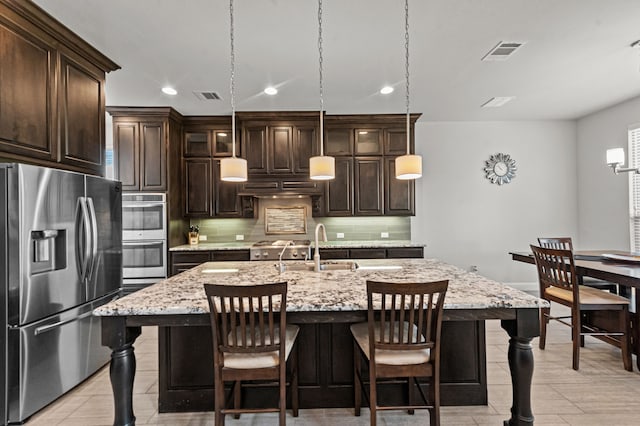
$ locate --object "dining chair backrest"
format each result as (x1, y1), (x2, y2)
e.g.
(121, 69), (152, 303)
(538, 237), (573, 251)
(530, 245), (579, 302)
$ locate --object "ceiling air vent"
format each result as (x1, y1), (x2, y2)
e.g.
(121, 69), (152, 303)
(481, 41), (525, 61)
(193, 91), (222, 101)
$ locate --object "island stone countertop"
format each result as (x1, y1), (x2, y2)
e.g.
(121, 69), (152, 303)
(95, 258), (545, 316)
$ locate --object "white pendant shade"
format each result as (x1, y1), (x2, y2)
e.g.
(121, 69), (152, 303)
(220, 157), (248, 182)
(395, 154), (422, 180)
(309, 155), (335, 180)
(606, 148), (625, 165)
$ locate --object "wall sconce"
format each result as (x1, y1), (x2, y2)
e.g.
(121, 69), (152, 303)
(606, 148), (640, 174)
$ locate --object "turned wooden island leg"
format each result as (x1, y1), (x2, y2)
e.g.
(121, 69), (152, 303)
(102, 317), (141, 426)
(501, 308), (539, 426)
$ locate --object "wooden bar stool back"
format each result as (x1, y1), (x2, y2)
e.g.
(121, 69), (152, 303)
(350, 280), (448, 426)
(530, 245), (631, 371)
(204, 282), (299, 425)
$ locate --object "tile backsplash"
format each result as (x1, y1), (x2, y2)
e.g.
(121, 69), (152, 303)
(189, 197), (411, 243)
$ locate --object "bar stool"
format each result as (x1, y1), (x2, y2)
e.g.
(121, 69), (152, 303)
(204, 282), (299, 425)
(350, 280), (448, 426)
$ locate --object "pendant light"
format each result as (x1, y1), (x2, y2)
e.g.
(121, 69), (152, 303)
(309, 0), (335, 180)
(395, 0), (422, 180)
(220, 0), (248, 182)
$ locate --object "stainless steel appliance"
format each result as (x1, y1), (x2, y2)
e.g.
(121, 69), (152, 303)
(250, 240), (311, 261)
(0, 163), (122, 424)
(121, 193), (167, 293)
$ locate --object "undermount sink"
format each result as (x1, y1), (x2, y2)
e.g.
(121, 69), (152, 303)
(276, 261), (359, 273)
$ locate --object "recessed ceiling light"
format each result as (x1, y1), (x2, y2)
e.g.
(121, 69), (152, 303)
(481, 96), (515, 108)
(264, 86), (278, 95)
(380, 86), (394, 95)
(162, 87), (177, 95)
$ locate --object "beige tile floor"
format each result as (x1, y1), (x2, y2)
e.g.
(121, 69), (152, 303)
(24, 306), (640, 425)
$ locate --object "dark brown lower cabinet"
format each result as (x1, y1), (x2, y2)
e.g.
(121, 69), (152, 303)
(320, 246), (423, 260)
(157, 316), (487, 412)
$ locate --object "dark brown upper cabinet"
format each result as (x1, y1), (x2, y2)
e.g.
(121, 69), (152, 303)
(324, 127), (353, 156)
(183, 124), (234, 158)
(112, 120), (166, 191)
(58, 50), (105, 175)
(385, 128), (410, 155)
(354, 129), (383, 155)
(183, 158), (212, 217)
(354, 157), (384, 215)
(293, 126), (317, 174)
(385, 157), (415, 215)
(184, 131), (211, 157)
(242, 121), (317, 176)
(108, 107), (183, 194)
(325, 157), (353, 216)
(0, 0), (119, 176)
(183, 158), (243, 218)
(0, 22), (55, 163)
(213, 160), (242, 217)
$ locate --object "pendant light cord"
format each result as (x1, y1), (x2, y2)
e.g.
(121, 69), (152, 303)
(405, 0), (411, 155)
(318, 0), (324, 157)
(230, 0), (237, 158)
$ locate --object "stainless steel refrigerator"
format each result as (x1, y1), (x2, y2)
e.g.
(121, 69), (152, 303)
(0, 163), (122, 424)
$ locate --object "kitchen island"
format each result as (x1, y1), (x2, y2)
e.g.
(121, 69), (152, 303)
(96, 258), (544, 426)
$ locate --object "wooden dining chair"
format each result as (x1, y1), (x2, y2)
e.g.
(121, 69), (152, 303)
(204, 282), (299, 425)
(538, 237), (618, 294)
(350, 280), (448, 426)
(530, 245), (632, 371)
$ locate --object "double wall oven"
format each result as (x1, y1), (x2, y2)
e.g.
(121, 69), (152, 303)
(122, 193), (167, 293)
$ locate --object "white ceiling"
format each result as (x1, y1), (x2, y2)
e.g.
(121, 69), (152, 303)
(33, 0), (640, 121)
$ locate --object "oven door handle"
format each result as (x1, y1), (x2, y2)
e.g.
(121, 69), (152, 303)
(122, 203), (165, 208)
(122, 241), (164, 246)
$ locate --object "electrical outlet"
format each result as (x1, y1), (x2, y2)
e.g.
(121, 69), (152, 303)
(381, 232), (389, 238)
(469, 265), (478, 272)
(336, 232), (344, 239)
(236, 234), (244, 241)
(199, 235), (207, 241)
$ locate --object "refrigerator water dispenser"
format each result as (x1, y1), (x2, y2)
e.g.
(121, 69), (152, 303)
(31, 229), (66, 274)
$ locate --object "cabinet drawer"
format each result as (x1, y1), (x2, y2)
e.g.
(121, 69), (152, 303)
(349, 248), (386, 259)
(386, 247), (423, 258)
(171, 252), (211, 263)
(211, 250), (250, 261)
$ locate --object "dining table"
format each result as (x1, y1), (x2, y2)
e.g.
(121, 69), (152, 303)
(510, 249), (640, 370)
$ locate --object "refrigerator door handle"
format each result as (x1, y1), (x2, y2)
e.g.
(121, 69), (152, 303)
(33, 311), (94, 335)
(75, 196), (91, 283)
(86, 197), (99, 282)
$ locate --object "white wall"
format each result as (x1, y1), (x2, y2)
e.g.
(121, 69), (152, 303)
(411, 120), (578, 286)
(576, 95), (640, 250)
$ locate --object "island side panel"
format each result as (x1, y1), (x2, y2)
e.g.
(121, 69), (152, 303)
(157, 316), (487, 411)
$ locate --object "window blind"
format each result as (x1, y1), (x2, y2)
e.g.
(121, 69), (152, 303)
(629, 126), (640, 251)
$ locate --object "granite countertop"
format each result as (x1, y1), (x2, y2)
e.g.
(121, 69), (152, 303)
(95, 258), (545, 316)
(317, 240), (424, 249)
(170, 240), (424, 252)
(170, 242), (253, 251)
